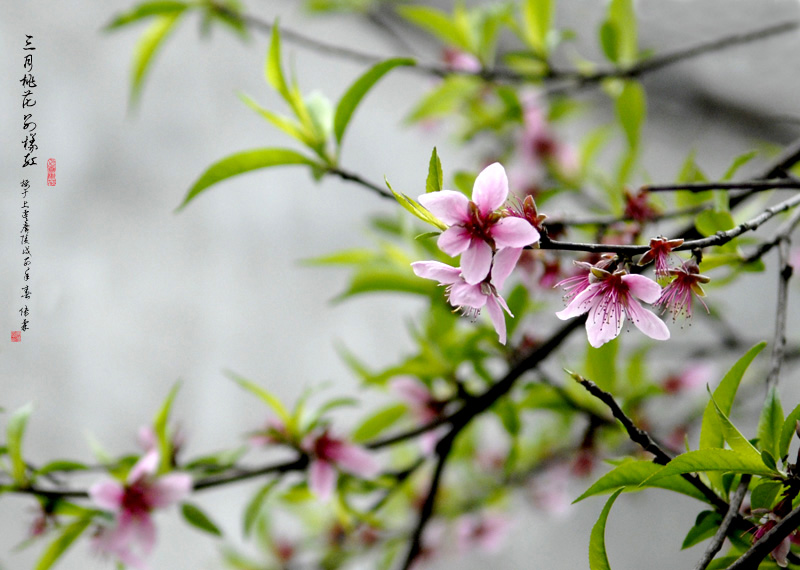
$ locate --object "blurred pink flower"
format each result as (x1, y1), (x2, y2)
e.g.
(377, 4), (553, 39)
(556, 268), (669, 348)
(249, 417), (292, 447)
(662, 361), (714, 394)
(302, 430), (379, 501)
(456, 512), (511, 553)
(390, 377), (446, 454)
(412, 252), (518, 344)
(442, 47), (481, 73)
(528, 464), (572, 517)
(418, 163), (539, 284)
(89, 451), (192, 569)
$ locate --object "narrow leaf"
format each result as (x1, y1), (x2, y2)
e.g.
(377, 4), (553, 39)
(181, 502), (223, 537)
(352, 404), (408, 443)
(707, 389), (761, 461)
(105, 1), (188, 30)
(227, 372), (291, 424)
(757, 386), (784, 463)
(780, 402), (800, 461)
(426, 147), (444, 194)
(589, 489), (623, 570)
(179, 149), (319, 209)
(130, 13), (183, 105)
(646, 449), (779, 483)
(7, 403), (33, 484)
(243, 480), (278, 537)
(614, 80), (645, 150)
(34, 517), (92, 570)
(266, 22), (291, 101)
(238, 93), (314, 146)
(387, 179), (447, 230)
(334, 58), (414, 146)
(522, 0), (554, 55)
(153, 383), (180, 474)
(397, 6), (469, 50)
(681, 511), (722, 549)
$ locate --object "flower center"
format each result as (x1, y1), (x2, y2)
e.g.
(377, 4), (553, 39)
(120, 481), (152, 516)
(463, 201), (497, 249)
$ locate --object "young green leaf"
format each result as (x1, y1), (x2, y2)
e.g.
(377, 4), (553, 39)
(130, 12), (183, 105)
(699, 342), (766, 451)
(707, 388), (761, 461)
(681, 511), (722, 550)
(7, 402), (33, 484)
(238, 93), (315, 147)
(153, 382), (180, 474)
(334, 58), (414, 146)
(181, 502), (223, 537)
(589, 488), (623, 570)
(105, 1), (188, 30)
(750, 480), (783, 512)
(757, 386), (784, 463)
(601, 0), (637, 66)
(227, 371), (291, 424)
(178, 148), (320, 210)
(522, 0), (554, 56)
(397, 6), (470, 51)
(243, 480), (278, 537)
(426, 147), (444, 194)
(34, 516), (93, 570)
(646, 449), (779, 483)
(779, 402), (800, 461)
(574, 459), (708, 504)
(614, 80), (645, 150)
(351, 404), (407, 443)
(386, 179), (447, 230)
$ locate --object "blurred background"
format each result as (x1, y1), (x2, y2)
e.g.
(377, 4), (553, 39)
(2, 0), (800, 568)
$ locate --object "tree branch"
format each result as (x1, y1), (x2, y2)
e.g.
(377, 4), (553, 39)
(693, 475), (750, 570)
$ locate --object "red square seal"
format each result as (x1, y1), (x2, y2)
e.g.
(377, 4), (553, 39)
(11, 331), (21, 342)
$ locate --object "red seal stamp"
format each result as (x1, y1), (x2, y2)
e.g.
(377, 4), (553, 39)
(47, 158), (56, 186)
(11, 331), (21, 342)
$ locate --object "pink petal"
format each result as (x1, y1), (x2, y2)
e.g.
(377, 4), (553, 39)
(148, 473), (193, 508)
(622, 274), (662, 304)
(309, 459), (337, 501)
(460, 241), (493, 284)
(491, 247), (522, 290)
(437, 226), (473, 257)
(411, 261), (462, 284)
(555, 283), (600, 320)
(490, 217), (540, 249)
(420, 430), (440, 455)
(390, 377), (430, 407)
(128, 450), (159, 484)
(89, 480), (124, 511)
(330, 443), (380, 478)
(485, 297), (507, 345)
(472, 163), (508, 216)
(626, 298), (670, 341)
(132, 515), (157, 557)
(448, 281), (487, 309)
(586, 296), (623, 348)
(418, 190), (470, 226)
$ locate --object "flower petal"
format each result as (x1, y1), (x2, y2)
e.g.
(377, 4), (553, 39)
(448, 281), (487, 309)
(330, 443), (380, 478)
(491, 247), (522, 290)
(490, 217), (540, 249)
(621, 274), (662, 304)
(555, 283), (600, 320)
(485, 297), (507, 345)
(472, 163), (508, 215)
(460, 241), (493, 284)
(626, 298), (670, 341)
(390, 377), (431, 407)
(89, 480), (125, 511)
(411, 261), (461, 284)
(148, 473), (193, 508)
(132, 515), (157, 557)
(437, 226), (473, 256)
(585, 294), (623, 348)
(309, 459), (337, 501)
(128, 450), (159, 484)
(418, 190), (470, 225)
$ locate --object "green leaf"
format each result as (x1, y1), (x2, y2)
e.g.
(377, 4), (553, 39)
(352, 404), (408, 443)
(574, 459), (708, 504)
(181, 502), (223, 537)
(522, 0), (553, 55)
(266, 22), (291, 102)
(336, 268), (436, 300)
(406, 76), (481, 123)
(130, 12), (183, 105)
(153, 382), (180, 474)
(707, 389), (761, 461)
(780, 402), (800, 461)
(397, 6), (470, 50)
(426, 147), (444, 194)
(34, 516), (92, 570)
(681, 510), (722, 549)
(387, 179), (447, 230)
(700, 342), (766, 451)
(599, 22), (619, 63)
(758, 387), (784, 462)
(105, 1), (188, 30)
(238, 93), (315, 147)
(614, 81), (645, 150)
(722, 150), (758, 181)
(305, 91), (335, 143)
(695, 210), (735, 237)
(334, 58), (414, 146)
(35, 461), (88, 477)
(585, 337), (618, 392)
(179, 149), (320, 209)
(602, 0), (637, 66)
(750, 480), (783, 512)
(7, 402), (33, 484)
(646, 449), (779, 483)
(589, 489), (622, 570)
(227, 371), (291, 424)
(243, 480), (278, 537)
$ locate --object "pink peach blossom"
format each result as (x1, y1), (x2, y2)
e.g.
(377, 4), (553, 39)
(302, 430), (379, 501)
(89, 450), (192, 569)
(456, 512), (511, 553)
(556, 268), (669, 348)
(418, 163), (539, 284)
(390, 377), (446, 454)
(655, 259), (710, 320)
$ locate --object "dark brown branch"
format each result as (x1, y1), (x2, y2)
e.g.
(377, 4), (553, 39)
(693, 475), (751, 570)
(644, 180), (800, 193)
(727, 503), (800, 569)
(326, 167), (394, 200)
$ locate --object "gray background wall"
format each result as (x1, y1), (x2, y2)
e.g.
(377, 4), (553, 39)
(2, 1), (799, 568)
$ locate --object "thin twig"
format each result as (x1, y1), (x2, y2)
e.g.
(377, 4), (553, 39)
(644, 180), (800, 193)
(727, 502), (800, 569)
(326, 166), (394, 199)
(693, 475), (751, 570)
(766, 236), (793, 392)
